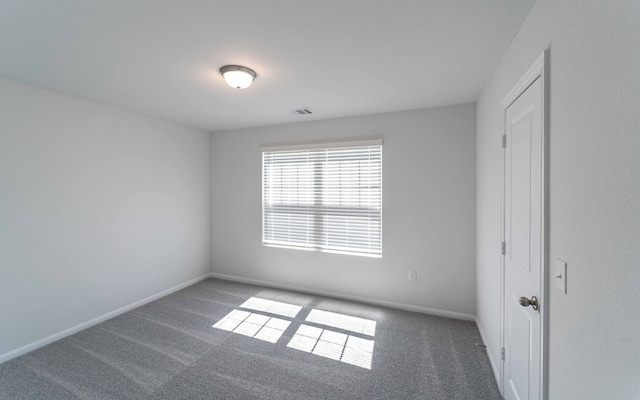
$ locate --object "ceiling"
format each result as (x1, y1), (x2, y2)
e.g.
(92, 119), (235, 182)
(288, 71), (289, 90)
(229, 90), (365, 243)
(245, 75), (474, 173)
(0, 0), (535, 132)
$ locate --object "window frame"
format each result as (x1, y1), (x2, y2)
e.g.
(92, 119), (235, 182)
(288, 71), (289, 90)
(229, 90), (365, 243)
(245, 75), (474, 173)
(261, 139), (383, 258)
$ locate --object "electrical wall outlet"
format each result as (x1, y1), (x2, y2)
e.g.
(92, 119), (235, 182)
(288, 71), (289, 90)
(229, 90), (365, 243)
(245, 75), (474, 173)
(555, 259), (567, 294)
(408, 269), (418, 281)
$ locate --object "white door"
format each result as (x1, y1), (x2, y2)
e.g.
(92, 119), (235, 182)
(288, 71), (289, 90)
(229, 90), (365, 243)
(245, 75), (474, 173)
(502, 53), (546, 400)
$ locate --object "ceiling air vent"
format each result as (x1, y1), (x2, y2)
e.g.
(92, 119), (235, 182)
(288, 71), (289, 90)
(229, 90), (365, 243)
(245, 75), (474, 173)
(289, 107), (313, 116)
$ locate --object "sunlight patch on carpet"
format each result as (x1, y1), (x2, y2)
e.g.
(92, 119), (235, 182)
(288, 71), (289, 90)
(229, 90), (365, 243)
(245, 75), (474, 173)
(287, 324), (374, 369)
(213, 299), (376, 369)
(213, 309), (291, 343)
(239, 297), (302, 318)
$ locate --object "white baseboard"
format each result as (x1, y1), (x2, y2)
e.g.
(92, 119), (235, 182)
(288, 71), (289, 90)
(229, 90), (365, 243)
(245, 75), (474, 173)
(475, 318), (501, 389)
(1, 271), (477, 364)
(209, 272), (475, 321)
(0, 273), (212, 364)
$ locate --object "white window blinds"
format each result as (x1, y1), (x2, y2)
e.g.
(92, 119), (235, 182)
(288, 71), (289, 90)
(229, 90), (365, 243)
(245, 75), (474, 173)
(262, 140), (382, 257)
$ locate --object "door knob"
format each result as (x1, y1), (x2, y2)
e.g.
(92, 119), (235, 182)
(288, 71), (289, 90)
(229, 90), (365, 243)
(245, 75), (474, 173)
(518, 296), (539, 311)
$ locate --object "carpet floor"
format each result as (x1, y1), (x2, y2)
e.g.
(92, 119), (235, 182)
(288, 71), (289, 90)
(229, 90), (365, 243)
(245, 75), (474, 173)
(0, 278), (502, 399)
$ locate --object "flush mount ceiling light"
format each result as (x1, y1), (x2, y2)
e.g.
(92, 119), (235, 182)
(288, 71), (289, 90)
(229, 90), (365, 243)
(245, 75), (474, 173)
(219, 65), (257, 89)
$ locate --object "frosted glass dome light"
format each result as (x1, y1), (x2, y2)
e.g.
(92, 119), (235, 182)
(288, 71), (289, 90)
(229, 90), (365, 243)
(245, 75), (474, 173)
(220, 65), (257, 89)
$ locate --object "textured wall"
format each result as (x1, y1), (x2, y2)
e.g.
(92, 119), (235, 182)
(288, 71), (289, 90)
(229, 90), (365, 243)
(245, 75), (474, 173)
(211, 104), (477, 317)
(0, 79), (211, 358)
(476, 1), (640, 397)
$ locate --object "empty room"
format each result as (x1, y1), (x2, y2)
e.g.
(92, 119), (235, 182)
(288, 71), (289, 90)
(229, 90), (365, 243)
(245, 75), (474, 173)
(0, 1), (638, 399)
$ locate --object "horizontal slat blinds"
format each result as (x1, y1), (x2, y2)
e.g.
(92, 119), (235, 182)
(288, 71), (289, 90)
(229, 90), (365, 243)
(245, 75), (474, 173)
(262, 142), (382, 257)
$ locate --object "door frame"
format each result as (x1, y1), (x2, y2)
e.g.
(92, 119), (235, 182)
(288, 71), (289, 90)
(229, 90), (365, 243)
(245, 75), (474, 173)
(500, 50), (549, 399)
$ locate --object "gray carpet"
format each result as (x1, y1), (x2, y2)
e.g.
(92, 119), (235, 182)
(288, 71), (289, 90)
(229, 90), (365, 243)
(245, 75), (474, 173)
(0, 278), (502, 399)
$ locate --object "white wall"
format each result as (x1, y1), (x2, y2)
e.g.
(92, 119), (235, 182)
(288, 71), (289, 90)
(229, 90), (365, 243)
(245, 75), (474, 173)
(0, 79), (211, 358)
(476, 1), (640, 398)
(211, 105), (476, 317)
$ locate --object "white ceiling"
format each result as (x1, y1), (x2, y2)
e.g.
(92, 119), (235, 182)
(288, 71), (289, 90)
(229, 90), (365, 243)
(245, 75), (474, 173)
(0, 0), (535, 132)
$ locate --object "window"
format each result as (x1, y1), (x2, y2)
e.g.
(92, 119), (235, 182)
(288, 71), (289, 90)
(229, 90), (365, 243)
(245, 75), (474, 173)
(262, 140), (382, 257)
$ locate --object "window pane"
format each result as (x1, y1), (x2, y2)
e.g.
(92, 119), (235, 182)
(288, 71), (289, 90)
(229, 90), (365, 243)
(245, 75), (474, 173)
(262, 143), (382, 257)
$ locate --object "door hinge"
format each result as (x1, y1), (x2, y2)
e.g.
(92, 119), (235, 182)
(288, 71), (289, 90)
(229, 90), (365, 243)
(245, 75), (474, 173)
(502, 134), (507, 148)
(501, 347), (505, 360)
(501, 241), (506, 255)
